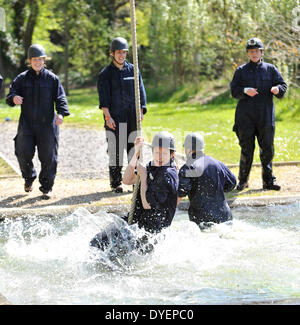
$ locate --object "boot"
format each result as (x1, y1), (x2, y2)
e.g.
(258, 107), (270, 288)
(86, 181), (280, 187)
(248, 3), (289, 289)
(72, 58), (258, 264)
(24, 179), (34, 192)
(236, 181), (249, 191)
(39, 186), (52, 199)
(112, 186), (123, 193)
(263, 182), (281, 191)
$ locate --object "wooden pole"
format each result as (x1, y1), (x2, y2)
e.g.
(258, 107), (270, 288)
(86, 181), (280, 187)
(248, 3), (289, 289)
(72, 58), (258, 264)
(128, 0), (143, 225)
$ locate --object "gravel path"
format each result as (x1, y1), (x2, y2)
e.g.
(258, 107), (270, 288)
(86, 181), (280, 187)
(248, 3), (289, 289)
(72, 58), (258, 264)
(0, 121), (155, 179)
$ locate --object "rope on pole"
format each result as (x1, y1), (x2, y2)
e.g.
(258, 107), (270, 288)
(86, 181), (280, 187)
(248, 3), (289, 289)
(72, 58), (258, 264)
(128, 0), (143, 225)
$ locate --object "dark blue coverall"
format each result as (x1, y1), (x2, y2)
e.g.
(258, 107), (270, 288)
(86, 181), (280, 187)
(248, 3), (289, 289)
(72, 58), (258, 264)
(0, 74), (3, 89)
(178, 154), (236, 229)
(6, 68), (69, 192)
(97, 60), (147, 189)
(230, 60), (287, 185)
(90, 159), (178, 252)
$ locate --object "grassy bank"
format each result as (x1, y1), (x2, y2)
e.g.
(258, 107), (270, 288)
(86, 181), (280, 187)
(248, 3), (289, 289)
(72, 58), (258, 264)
(1, 84), (299, 164)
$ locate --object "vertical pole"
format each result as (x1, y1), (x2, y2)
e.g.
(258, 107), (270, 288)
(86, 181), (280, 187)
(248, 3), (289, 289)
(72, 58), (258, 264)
(128, 0), (143, 225)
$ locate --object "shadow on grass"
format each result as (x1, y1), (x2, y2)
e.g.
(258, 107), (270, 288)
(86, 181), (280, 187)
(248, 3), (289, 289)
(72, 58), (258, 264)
(0, 190), (132, 209)
(227, 188), (268, 200)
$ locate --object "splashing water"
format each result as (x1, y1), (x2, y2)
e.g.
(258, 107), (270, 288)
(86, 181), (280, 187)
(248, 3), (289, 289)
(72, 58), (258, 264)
(0, 202), (300, 305)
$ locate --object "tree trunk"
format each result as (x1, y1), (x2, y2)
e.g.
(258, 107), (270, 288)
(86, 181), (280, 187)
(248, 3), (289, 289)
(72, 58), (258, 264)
(63, 12), (70, 96)
(21, 0), (39, 72)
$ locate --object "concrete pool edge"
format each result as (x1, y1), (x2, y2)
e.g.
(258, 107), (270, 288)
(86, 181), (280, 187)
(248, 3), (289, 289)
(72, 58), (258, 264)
(0, 194), (299, 218)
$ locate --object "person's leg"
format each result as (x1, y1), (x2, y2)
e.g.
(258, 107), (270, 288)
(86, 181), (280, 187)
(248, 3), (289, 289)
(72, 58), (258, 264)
(106, 128), (123, 192)
(235, 123), (256, 190)
(36, 127), (58, 195)
(14, 133), (37, 192)
(257, 125), (280, 190)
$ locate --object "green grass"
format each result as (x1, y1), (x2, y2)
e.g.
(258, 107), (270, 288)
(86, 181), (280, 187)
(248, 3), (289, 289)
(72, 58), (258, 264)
(0, 157), (16, 176)
(1, 85), (299, 164)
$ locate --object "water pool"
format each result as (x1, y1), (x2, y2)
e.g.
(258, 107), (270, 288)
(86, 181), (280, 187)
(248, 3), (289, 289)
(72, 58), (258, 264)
(0, 202), (300, 305)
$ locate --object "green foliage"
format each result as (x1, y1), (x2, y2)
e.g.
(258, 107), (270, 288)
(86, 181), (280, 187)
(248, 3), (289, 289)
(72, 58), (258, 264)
(1, 86), (299, 163)
(1, 0), (299, 92)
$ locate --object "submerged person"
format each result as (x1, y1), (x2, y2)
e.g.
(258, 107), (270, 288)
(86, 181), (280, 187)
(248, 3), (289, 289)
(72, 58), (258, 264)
(6, 44), (69, 199)
(90, 131), (179, 253)
(177, 133), (236, 230)
(97, 37), (147, 193)
(230, 37), (287, 191)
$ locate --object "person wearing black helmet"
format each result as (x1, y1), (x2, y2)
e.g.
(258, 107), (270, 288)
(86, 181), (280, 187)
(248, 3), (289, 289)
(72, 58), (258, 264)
(177, 133), (236, 230)
(230, 37), (287, 192)
(90, 131), (178, 254)
(6, 44), (69, 199)
(97, 37), (147, 193)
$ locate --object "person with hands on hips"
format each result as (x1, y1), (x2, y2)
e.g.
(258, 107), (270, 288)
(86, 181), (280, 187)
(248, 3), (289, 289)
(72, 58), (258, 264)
(230, 37), (287, 191)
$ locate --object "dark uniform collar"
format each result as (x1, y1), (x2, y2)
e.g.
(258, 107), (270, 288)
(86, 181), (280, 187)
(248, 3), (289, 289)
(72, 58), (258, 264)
(249, 59), (263, 68)
(147, 157), (176, 169)
(28, 67), (46, 78)
(110, 60), (129, 71)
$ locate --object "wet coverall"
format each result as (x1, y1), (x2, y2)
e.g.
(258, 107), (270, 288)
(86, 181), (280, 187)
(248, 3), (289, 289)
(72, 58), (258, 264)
(178, 154), (236, 228)
(97, 61), (147, 189)
(230, 60), (287, 185)
(90, 159), (178, 252)
(6, 67), (69, 192)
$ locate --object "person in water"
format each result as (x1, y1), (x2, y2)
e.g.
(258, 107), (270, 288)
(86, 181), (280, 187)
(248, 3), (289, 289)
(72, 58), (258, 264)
(177, 132), (236, 230)
(90, 131), (179, 252)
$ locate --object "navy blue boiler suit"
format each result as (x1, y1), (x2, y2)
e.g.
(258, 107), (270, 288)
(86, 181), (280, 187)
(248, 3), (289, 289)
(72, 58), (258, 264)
(6, 68), (69, 191)
(131, 160), (178, 233)
(90, 159), (178, 252)
(178, 154), (236, 228)
(230, 61), (287, 185)
(97, 61), (147, 188)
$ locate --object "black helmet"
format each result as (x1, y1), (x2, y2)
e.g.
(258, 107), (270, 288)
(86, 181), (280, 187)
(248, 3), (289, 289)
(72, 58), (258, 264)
(246, 38), (264, 51)
(28, 44), (47, 59)
(110, 37), (129, 52)
(151, 131), (176, 151)
(184, 133), (204, 152)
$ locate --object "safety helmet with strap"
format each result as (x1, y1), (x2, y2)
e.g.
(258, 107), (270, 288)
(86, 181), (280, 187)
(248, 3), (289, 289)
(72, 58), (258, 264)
(28, 44), (47, 59)
(110, 37), (129, 52)
(184, 133), (205, 153)
(246, 38), (264, 51)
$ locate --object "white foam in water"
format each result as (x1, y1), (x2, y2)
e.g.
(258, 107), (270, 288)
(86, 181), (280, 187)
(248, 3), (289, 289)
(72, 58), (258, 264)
(0, 202), (300, 304)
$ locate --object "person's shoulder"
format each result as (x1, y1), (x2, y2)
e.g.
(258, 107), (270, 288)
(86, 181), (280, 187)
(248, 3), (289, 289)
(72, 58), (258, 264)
(43, 68), (59, 80)
(123, 61), (134, 71)
(262, 61), (274, 68)
(164, 164), (179, 180)
(98, 64), (112, 77)
(262, 61), (278, 72)
(236, 62), (248, 71)
(205, 155), (222, 167)
(13, 70), (29, 81)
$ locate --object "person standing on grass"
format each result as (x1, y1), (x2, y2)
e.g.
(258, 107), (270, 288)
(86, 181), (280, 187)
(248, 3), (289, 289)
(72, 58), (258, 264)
(177, 133), (236, 230)
(6, 44), (69, 199)
(230, 37), (287, 191)
(97, 37), (147, 193)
